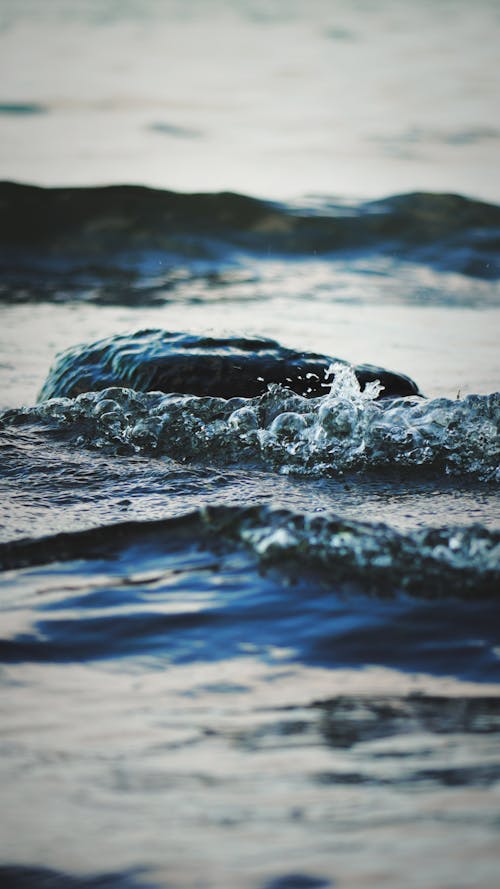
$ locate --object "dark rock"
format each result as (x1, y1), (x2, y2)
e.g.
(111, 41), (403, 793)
(38, 330), (421, 401)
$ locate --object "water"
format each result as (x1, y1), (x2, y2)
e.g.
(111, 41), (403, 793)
(0, 0), (499, 202)
(1, 2), (500, 888)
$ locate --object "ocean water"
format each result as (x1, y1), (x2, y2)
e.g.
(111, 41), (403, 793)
(0, 2), (499, 889)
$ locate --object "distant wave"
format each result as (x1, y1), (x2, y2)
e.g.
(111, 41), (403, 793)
(0, 181), (499, 278)
(0, 103), (47, 115)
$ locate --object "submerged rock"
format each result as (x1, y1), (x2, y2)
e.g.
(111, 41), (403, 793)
(38, 330), (420, 401)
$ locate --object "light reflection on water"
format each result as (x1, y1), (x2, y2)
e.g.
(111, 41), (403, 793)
(0, 0), (499, 201)
(1, 658), (499, 888)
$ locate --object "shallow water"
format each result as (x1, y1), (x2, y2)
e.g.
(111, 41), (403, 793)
(1, 203), (499, 888)
(1, 2), (500, 888)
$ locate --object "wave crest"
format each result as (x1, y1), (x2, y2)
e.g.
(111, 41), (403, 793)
(1, 183), (499, 279)
(0, 503), (498, 598)
(4, 365), (499, 480)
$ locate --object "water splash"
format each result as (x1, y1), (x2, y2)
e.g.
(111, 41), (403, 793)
(37, 330), (420, 401)
(3, 365), (498, 480)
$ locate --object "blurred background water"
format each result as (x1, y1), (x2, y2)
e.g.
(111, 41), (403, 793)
(0, 0), (499, 201)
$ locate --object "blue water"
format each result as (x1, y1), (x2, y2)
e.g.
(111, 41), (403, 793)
(1, 3), (499, 888)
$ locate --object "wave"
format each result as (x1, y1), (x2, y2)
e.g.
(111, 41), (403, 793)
(1, 502), (498, 673)
(0, 504), (498, 599)
(1, 181), (499, 279)
(4, 362), (498, 481)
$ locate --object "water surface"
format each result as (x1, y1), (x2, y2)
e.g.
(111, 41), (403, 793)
(0, 3), (499, 888)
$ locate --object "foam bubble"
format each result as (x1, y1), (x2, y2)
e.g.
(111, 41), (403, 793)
(3, 366), (498, 480)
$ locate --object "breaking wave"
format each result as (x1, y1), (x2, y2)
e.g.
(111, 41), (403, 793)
(3, 364), (498, 480)
(0, 503), (498, 599)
